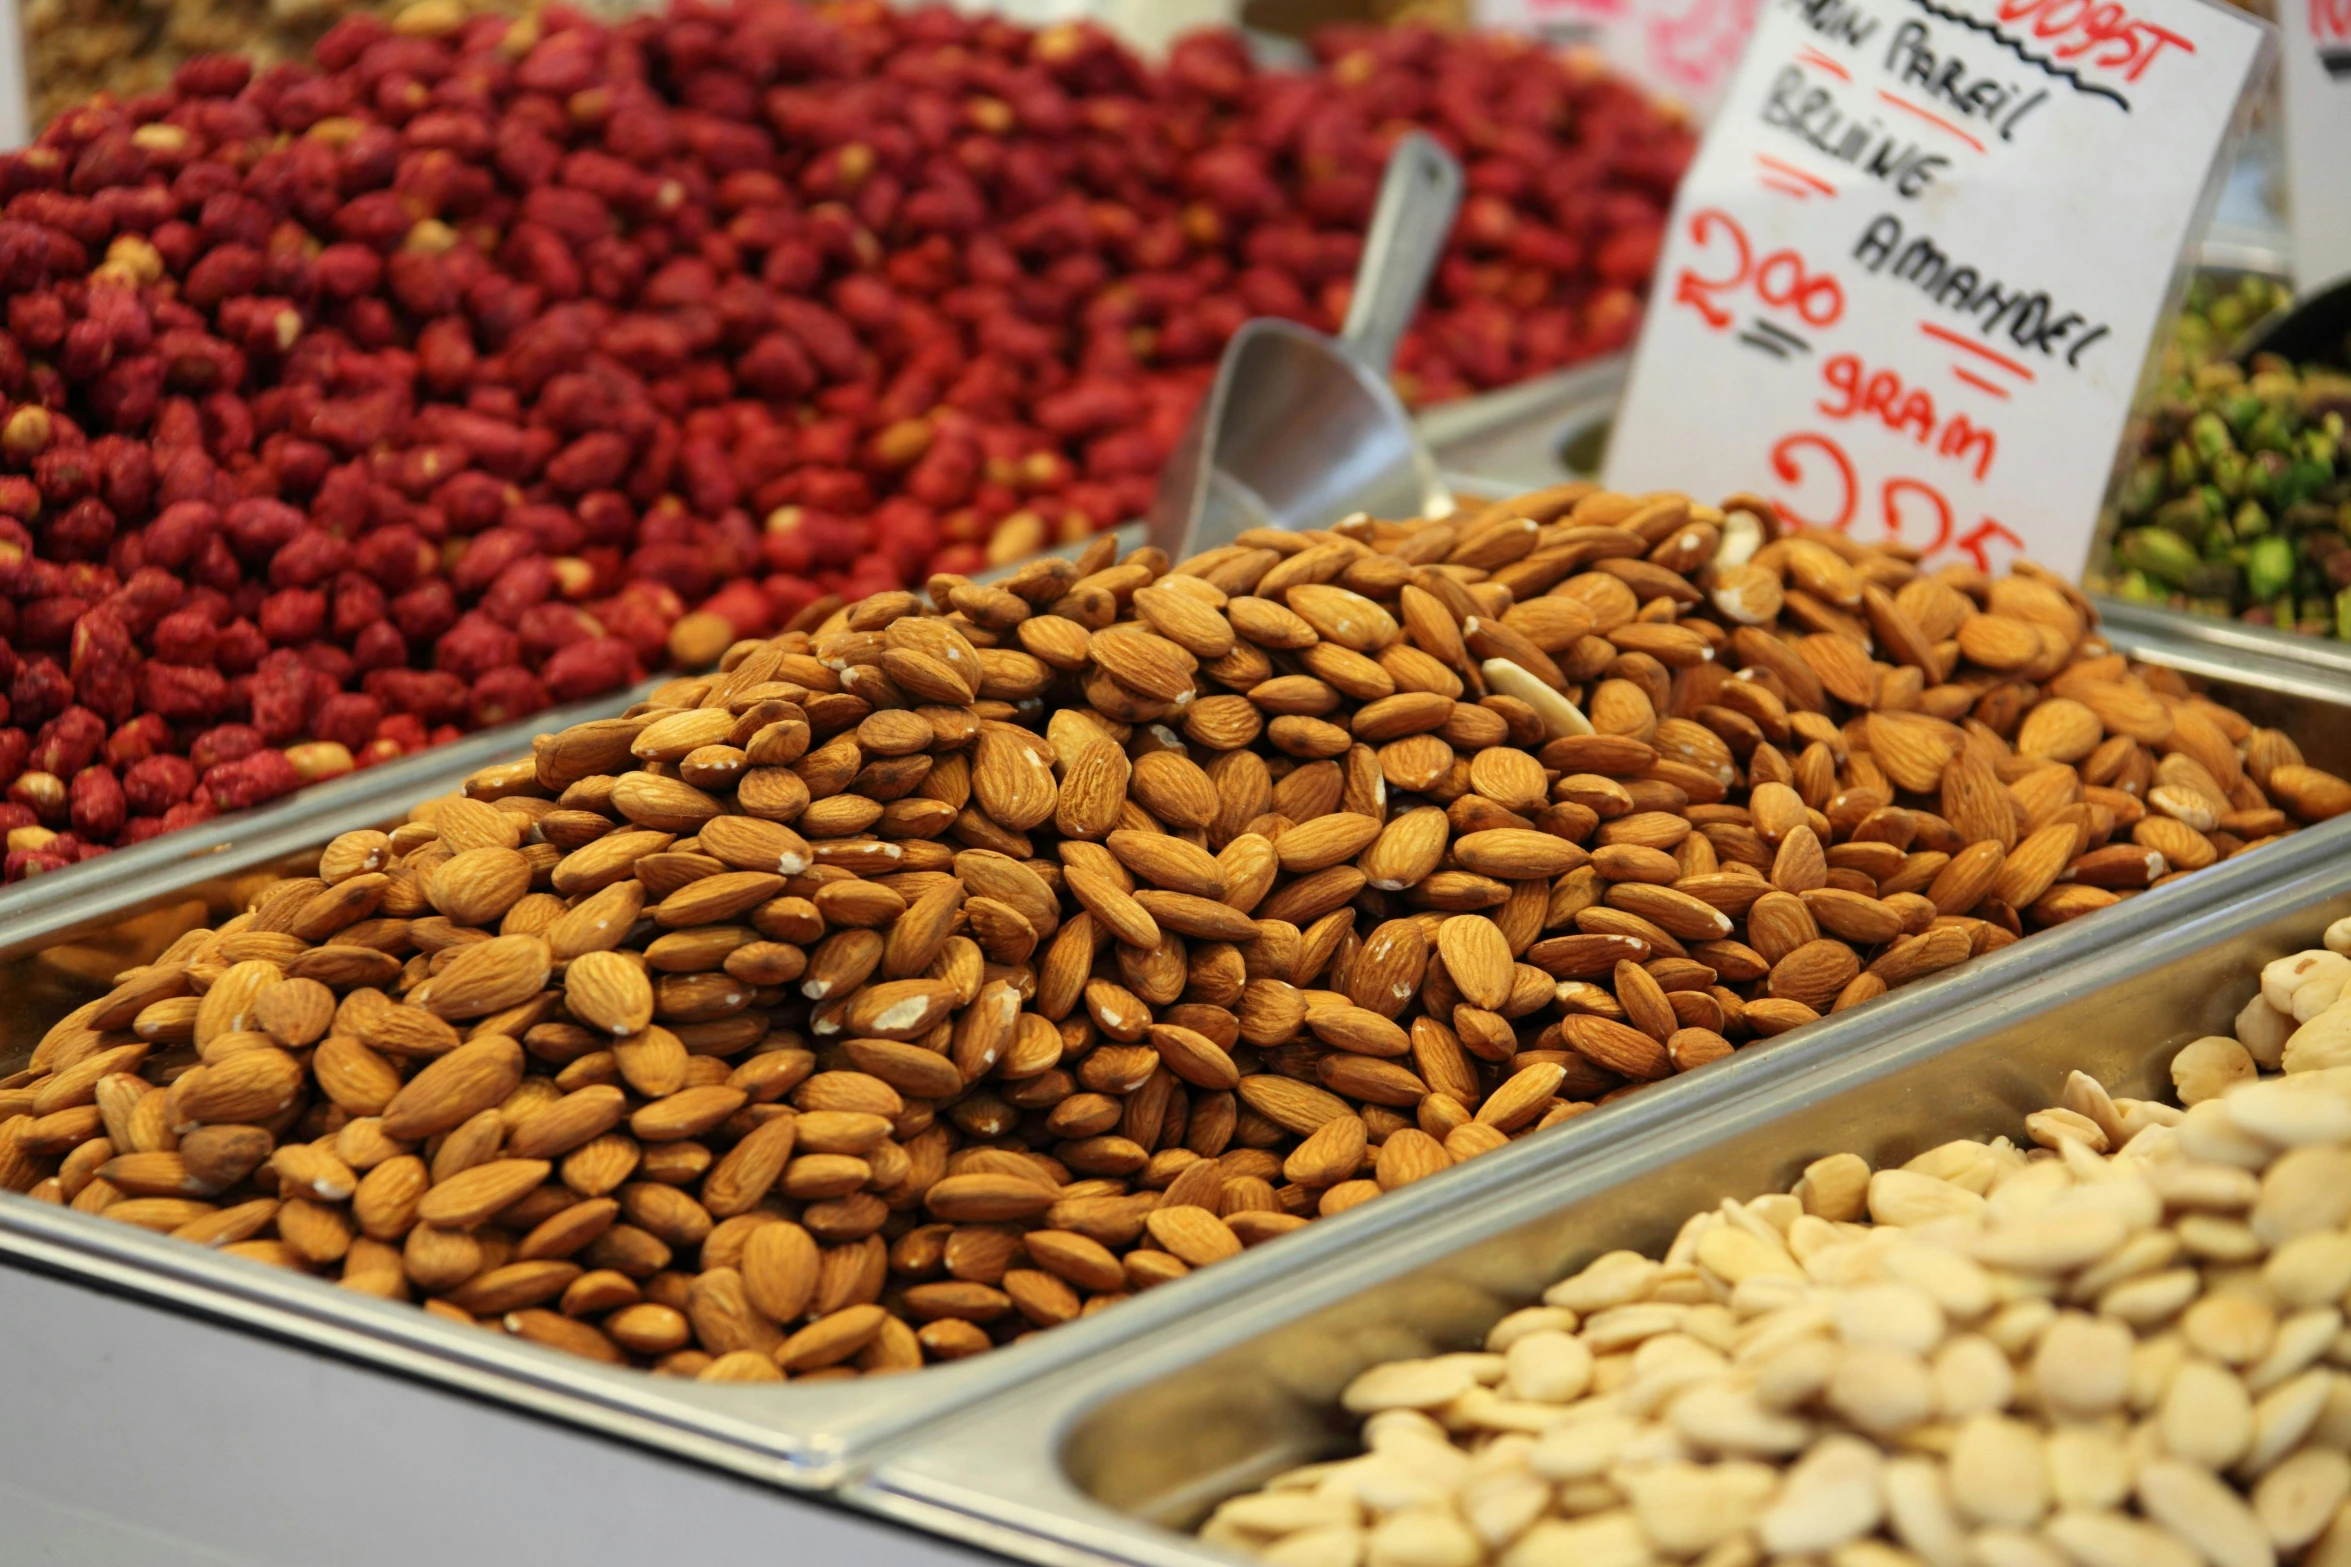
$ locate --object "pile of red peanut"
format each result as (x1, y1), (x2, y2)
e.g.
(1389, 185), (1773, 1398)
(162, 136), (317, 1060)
(0, 0), (1692, 879)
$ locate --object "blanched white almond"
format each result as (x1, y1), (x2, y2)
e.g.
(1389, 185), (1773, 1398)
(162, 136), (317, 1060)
(1542, 1252), (1657, 1314)
(1201, 922), (2351, 1567)
(1756, 1434), (1882, 1554)
(1933, 1333), (2015, 1421)
(2265, 951), (2351, 1014)
(1342, 1358), (1480, 1414)
(2253, 1447), (2351, 1549)
(1826, 1344), (1935, 1436)
(2241, 1368), (2335, 1478)
(1882, 1456), (1970, 1567)
(1869, 1168), (1989, 1227)
(2161, 1356), (2255, 1469)
(1264, 1525), (1366, 1567)
(1949, 1413), (2047, 1527)
(2036, 1312), (2134, 1420)
(1619, 1459), (1775, 1557)
(2043, 1509), (2203, 1567)
(2224, 1076), (2351, 1145)
(1366, 1508), (1482, 1567)
(2285, 998), (2351, 1075)
(1483, 1307), (1579, 1353)
(1501, 1331), (1592, 1406)
(2137, 1457), (2272, 1567)
(2176, 1035), (2260, 1105)
(2047, 1421), (2133, 1512)
(2264, 1232), (2351, 1309)
(1495, 1512), (1647, 1567)
(1834, 1282), (1947, 1356)
(2246, 1307), (2341, 1394)
(1457, 1471), (1549, 1552)
(1668, 1382), (1813, 1458)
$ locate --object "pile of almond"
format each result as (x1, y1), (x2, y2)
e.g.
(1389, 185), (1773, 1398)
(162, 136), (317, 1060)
(0, 485), (2345, 1381)
(1203, 918), (2351, 1567)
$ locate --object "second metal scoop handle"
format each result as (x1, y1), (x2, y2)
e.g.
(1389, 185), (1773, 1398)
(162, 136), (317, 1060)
(1340, 131), (1465, 377)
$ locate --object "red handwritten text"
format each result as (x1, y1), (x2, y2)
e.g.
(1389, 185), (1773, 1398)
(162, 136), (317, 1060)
(1673, 208), (1846, 331)
(1993, 0), (2195, 84)
(1768, 429), (2025, 570)
(1816, 354), (2001, 481)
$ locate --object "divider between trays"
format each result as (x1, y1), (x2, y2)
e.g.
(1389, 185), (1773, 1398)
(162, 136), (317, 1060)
(2098, 594), (2351, 695)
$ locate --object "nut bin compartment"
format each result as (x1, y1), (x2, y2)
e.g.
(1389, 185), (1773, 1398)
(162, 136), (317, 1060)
(853, 817), (2351, 1567)
(3, 617), (2349, 1495)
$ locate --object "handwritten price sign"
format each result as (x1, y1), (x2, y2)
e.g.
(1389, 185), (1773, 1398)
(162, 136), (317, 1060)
(1604, 0), (2271, 575)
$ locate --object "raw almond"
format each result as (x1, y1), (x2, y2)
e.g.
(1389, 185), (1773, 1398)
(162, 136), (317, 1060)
(416, 1158), (550, 1230)
(695, 816), (812, 876)
(426, 847), (534, 927)
(1956, 613), (2043, 670)
(2016, 698), (2103, 763)
(1437, 916), (1515, 1010)
(1283, 1114), (1369, 1187)
(2271, 765), (2351, 822)
(1360, 807), (1450, 891)
(1107, 830), (1226, 898)
(741, 1219), (820, 1321)
(416, 936), (550, 1020)
(1766, 938), (1862, 1011)
(565, 951), (655, 1037)
(1866, 712), (1956, 795)
(1275, 812), (1385, 873)
(381, 1036), (524, 1140)
(1993, 823), (2081, 910)
(1452, 829), (1587, 879)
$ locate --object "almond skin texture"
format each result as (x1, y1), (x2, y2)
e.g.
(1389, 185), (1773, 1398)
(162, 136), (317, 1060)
(565, 952), (655, 1037)
(28, 490), (2331, 1381)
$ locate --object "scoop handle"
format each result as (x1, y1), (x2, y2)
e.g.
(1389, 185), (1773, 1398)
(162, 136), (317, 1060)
(1340, 131), (1464, 376)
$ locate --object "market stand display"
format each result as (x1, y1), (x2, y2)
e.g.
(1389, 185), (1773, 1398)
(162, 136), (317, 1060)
(2, 0), (2350, 1562)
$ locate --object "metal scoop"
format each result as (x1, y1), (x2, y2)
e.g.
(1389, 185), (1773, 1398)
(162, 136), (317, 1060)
(1146, 131), (1463, 559)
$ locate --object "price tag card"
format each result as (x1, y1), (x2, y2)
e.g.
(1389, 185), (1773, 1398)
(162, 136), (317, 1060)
(1475, 0), (1765, 119)
(2277, 0), (2351, 290)
(1603, 0), (2271, 575)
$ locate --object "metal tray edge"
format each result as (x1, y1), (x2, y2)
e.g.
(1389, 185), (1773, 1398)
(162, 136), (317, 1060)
(0, 1196), (841, 1483)
(2094, 595), (2351, 694)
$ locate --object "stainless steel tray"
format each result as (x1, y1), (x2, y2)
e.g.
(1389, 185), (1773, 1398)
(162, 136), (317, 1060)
(0, 612), (2344, 1498)
(0, 1258), (1001, 1567)
(854, 804), (2351, 1567)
